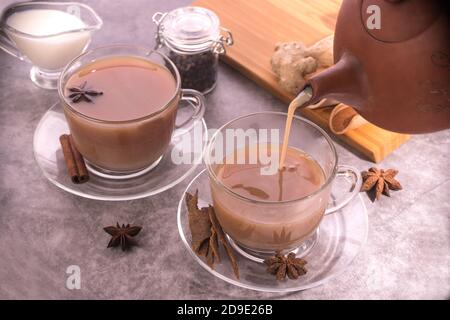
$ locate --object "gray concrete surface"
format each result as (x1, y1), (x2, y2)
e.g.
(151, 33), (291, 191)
(0, 0), (448, 300)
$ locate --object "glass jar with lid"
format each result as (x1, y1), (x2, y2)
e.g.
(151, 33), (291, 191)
(152, 7), (233, 94)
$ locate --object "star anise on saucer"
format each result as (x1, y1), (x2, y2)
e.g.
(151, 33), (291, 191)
(264, 252), (307, 281)
(361, 167), (402, 201)
(67, 81), (103, 103)
(103, 223), (142, 251)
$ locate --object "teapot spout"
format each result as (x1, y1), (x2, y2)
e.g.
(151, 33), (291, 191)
(307, 53), (368, 109)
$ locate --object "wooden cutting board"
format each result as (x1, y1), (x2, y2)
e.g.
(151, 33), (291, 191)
(193, 0), (410, 163)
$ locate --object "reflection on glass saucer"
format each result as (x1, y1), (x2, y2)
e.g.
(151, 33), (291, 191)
(33, 102), (207, 201)
(177, 169), (368, 292)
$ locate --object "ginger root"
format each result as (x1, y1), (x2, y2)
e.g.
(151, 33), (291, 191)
(271, 35), (334, 95)
(306, 35), (334, 68)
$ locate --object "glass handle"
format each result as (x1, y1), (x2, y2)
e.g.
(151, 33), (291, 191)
(173, 89), (206, 137)
(152, 12), (167, 49)
(152, 12), (167, 25)
(220, 27), (234, 46)
(0, 29), (23, 60)
(212, 27), (234, 55)
(325, 165), (362, 215)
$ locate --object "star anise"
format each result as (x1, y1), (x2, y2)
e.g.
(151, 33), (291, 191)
(361, 167), (402, 201)
(264, 252), (307, 281)
(103, 223), (142, 251)
(67, 81), (103, 103)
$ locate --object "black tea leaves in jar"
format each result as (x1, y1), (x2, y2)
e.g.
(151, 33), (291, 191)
(168, 50), (217, 94)
(153, 7), (233, 95)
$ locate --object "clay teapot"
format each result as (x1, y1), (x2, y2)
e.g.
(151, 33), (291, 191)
(305, 0), (449, 133)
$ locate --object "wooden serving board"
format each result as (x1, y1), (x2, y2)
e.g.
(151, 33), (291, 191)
(193, 0), (410, 163)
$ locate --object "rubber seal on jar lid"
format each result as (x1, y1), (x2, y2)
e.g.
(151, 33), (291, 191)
(159, 6), (221, 52)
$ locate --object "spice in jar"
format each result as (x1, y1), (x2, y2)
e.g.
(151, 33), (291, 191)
(168, 50), (217, 93)
(153, 7), (233, 94)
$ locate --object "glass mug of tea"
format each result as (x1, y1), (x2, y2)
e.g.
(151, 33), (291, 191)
(205, 112), (362, 259)
(58, 44), (205, 179)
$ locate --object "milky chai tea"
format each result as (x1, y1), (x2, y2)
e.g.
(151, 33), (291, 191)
(63, 56), (179, 172)
(210, 143), (327, 253)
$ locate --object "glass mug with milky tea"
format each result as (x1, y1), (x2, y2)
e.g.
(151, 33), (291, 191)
(59, 45), (205, 179)
(205, 112), (362, 258)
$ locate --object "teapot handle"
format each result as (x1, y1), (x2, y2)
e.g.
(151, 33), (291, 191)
(0, 29), (23, 60)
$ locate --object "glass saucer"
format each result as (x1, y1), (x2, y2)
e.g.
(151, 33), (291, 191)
(33, 102), (208, 201)
(177, 169), (368, 292)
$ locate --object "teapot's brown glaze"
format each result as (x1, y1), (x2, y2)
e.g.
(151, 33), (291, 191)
(307, 0), (449, 133)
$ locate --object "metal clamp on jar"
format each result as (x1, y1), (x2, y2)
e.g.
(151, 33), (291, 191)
(153, 7), (233, 94)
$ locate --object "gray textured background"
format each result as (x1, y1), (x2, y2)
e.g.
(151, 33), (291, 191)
(0, 0), (448, 299)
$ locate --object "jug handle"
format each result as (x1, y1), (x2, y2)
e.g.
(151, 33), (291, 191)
(0, 29), (23, 60)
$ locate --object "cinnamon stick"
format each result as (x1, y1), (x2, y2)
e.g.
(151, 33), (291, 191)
(185, 191), (239, 279)
(59, 134), (89, 184)
(68, 135), (89, 182)
(208, 206), (240, 279)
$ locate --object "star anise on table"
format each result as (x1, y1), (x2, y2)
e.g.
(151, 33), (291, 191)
(264, 252), (307, 281)
(103, 223), (142, 251)
(361, 167), (402, 201)
(67, 81), (103, 103)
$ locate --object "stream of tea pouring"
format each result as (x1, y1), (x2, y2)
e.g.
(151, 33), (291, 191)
(279, 86), (313, 169)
